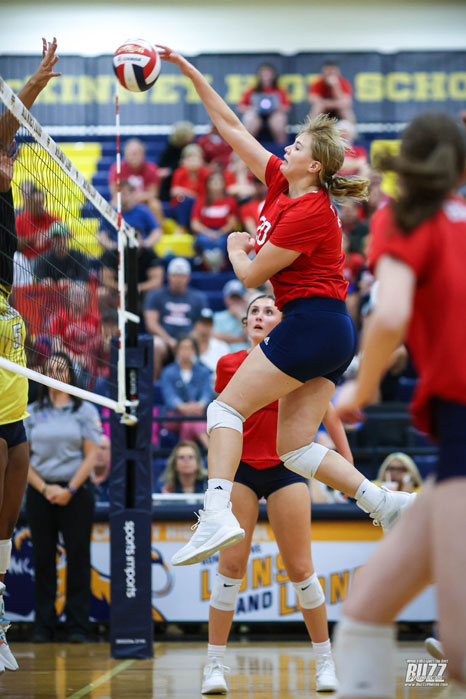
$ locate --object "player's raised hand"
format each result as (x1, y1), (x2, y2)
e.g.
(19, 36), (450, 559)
(227, 231), (255, 256)
(156, 44), (193, 76)
(28, 37), (61, 91)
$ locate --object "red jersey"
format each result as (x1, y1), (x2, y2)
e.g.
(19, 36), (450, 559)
(108, 159), (160, 191)
(254, 155), (348, 309)
(309, 76), (352, 98)
(170, 166), (210, 205)
(215, 351), (280, 469)
(15, 211), (57, 259)
(239, 86), (290, 109)
(48, 310), (100, 357)
(369, 197), (466, 435)
(191, 196), (238, 230)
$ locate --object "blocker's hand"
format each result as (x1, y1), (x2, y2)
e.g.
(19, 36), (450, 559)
(0, 141), (19, 192)
(29, 37), (61, 92)
(227, 231), (255, 256)
(335, 380), (366, 425)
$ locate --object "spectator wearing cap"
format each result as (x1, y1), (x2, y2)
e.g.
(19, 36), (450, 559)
(191, 308), (230, 384)
(33, 222), (90, 285)
(15, 184), (58, 260)
(143, 257), (208, 378)
(213, 280), (249, 352)
(98, 180), (162, 251)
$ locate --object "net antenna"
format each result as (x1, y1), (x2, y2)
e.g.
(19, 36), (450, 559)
(0, 77), (139, 421)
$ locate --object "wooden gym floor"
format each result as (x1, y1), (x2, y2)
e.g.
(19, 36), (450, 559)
(2, 640), (464, 698)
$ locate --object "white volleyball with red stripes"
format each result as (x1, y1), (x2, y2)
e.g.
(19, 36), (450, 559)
(113, 39), (161, 92)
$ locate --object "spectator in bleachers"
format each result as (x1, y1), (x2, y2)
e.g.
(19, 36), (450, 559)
(339, 200), (369, 255)
(87, 310), (118, 387)
(158, 121), (195, 203)
(169, 144), (210, 232)
(238, 63), (290, 144)
(239, 177), (267, 237)
(342, 232), (365, 287)
(47, 283), (100, 385)
(197, 123), (232, 171)
(190, 307), (229, 383)
(337, 120), (369, 177)
(15, 183), (57, 260)
(34, 222), (89, 285)
(308, 60), (355, 123)
(224, 152), (256, 203)
(143, 257), (208, 378)
(108, 138), (162, 221)
(98, 180), (162, 251)
(98, 231), (163, 313)
(213, 279), (249, 352)
(90, 434), (111, 503)
(375, 452), (422, 494)
(191, 172), (238, 271)
(160, 336), (212, 449)
(159, 440), (207, 494)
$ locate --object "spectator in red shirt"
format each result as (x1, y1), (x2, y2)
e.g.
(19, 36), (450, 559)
(15, 184), (57, 260)
(239, 178), (267, 236)
(191, 172), (238, 271)
(169, 144), (210, 231)
(309, 61), (355, 123)
(337, 120), (369, 177)
(197, 123), (232, 172)
(238, 63), (290, 144)
(108, 138), (162, 221)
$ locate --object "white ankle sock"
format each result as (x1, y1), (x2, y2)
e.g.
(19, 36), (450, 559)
(313, 639), (332, 656)
(355, 479), (385, 514)
(334, 616), (395, 697)
(208, 478), (233, 494)
(208, 643), (226, 662)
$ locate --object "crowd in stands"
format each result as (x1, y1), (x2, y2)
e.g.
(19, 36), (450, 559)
(11, 59), (440, 501)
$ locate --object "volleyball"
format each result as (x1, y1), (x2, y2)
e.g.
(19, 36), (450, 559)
(113, 39), (161, 92)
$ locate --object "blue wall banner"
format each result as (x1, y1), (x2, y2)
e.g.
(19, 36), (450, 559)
(1, 51), (465, 129)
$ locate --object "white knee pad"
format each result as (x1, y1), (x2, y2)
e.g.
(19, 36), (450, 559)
(0, 539), (12, 575)
(293, 573), (325, 609)
(280, 443), (329, 479)
(206, 400), (246, 436)
(210, 572), (242, 612)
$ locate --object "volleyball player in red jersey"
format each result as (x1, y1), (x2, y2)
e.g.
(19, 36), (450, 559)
(158, 45), (415, 568)
(202, 295), (344, 694)
(333, 112), (466, 696)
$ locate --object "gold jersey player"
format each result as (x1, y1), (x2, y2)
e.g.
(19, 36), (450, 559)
(0, 38), (60, 672)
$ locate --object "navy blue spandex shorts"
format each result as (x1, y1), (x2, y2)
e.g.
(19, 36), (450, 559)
(234, 460), (307, 499)
(0, 420), (27, 448)
(432, 399), (466, 482)
(259, 297), (357, 384)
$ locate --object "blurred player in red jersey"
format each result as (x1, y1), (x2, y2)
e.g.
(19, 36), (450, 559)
(202, 295), (345, 694)
(334, 112), (466, 696)
(157, 45), (415, 569)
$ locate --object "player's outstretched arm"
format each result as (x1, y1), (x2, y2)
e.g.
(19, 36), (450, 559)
(157, 44), (271, 184)
(0, 37), (61, 147)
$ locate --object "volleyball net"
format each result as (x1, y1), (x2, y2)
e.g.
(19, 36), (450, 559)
(0, 77), (138, 417)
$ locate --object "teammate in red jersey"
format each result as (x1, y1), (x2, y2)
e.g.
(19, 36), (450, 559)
(334, 112), (466, 696)
(158, 44), (415, 568)
(202, 295), (345, 694)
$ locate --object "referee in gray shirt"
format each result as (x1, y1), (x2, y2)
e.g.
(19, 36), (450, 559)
(25, 352), (101, 643)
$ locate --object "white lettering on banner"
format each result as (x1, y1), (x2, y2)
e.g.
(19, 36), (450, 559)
(256, 215), (271, 246)
(123, 520), (137, 598)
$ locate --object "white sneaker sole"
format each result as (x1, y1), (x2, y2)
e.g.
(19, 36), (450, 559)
(424, 637), (445, 661)
(201, 682), (228, 695)
(171, 527), (245, 566)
